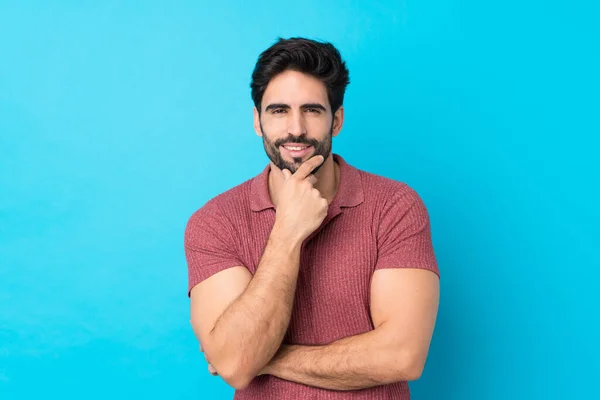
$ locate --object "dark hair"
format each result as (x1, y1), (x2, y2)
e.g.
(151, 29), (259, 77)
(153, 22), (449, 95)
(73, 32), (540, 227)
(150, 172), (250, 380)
(250, 37), (350, 114)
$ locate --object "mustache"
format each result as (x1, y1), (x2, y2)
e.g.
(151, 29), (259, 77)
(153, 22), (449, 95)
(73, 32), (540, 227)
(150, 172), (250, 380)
(274, 136), (319, 147)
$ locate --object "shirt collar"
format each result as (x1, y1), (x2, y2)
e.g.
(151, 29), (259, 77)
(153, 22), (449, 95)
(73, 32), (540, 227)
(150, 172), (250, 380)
(250, 153), (364, 212)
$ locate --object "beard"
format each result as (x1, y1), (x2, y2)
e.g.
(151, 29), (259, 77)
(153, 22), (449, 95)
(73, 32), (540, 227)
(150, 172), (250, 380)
(260, 120), (333, 175)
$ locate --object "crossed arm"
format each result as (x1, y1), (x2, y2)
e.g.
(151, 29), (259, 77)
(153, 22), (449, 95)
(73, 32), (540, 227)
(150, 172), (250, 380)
(196, 267), (439, 391)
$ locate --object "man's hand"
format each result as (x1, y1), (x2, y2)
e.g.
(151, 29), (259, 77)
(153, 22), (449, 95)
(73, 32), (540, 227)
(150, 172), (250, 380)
(270, 155), (328, 244)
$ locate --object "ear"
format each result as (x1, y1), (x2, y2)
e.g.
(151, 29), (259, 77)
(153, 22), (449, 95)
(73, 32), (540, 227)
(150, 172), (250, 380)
(332, 106), (344, 137)
(253, 107), (263, 137)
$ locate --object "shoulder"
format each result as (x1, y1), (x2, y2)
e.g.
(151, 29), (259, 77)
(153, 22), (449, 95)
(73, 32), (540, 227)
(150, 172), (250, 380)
(184, 176), (255, 238)
(354, 171), (434, 251)
(357, 169), (423, 207)
(353, 168), (432, 235)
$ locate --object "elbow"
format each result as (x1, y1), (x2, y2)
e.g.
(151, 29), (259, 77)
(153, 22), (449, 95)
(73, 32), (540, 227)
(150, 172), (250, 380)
(202, 352), (254, 390)
(219, 364), (255, 390)
(403, 362), (424, 381)
(209, 349), (256, 390)
(393, 348), (427, 382)
(198, 336), (253, 389)
(198, 330), (261, 390)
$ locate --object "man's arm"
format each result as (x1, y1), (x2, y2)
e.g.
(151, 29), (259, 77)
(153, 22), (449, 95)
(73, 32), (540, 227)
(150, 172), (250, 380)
(189, 155), (328, 390)
(191, 230), (302, 390)
(260, 268), (440, 391)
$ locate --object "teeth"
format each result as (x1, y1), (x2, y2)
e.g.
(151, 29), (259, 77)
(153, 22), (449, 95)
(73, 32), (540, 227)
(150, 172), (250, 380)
(284, 146), (308, 151)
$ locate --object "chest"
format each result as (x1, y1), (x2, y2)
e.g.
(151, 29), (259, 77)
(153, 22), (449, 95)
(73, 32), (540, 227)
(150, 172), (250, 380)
(243, 208), (377, 277)
(242, 209), (379, 344)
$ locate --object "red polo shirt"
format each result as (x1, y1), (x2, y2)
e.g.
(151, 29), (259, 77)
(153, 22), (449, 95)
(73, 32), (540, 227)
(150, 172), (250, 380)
(185, 153), (440, 399)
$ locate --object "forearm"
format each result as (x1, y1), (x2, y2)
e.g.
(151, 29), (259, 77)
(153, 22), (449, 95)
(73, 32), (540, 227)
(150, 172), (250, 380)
(262, 326), (417, 391)
(208, 224), (301, 386)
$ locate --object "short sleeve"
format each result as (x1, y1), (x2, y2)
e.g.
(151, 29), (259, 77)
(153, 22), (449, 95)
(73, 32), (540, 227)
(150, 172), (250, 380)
(184, 200), (246, 296)
(375, 185), (440, 278)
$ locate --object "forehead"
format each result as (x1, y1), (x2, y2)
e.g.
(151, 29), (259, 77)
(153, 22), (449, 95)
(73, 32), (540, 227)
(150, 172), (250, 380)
(262, 70), (329, 108)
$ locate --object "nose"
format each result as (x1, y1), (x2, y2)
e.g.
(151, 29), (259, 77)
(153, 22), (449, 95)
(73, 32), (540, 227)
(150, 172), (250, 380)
(288, 110), (307, 137)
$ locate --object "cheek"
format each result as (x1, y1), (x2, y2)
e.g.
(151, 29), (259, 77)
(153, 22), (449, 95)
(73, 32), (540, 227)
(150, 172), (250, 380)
(307, 118), (332, 135)
(261, 117), (287, 135)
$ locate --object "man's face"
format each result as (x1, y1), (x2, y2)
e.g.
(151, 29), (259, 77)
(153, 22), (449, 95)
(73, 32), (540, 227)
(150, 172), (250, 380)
(254, 70), (342, 174)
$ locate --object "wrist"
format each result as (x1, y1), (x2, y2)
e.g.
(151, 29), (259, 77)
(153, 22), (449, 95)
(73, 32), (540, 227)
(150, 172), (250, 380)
(271, 221), (304, 251)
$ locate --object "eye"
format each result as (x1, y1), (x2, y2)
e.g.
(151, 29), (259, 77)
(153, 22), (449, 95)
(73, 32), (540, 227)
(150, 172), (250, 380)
(306, 108), (320, 114)
(272, 108), (287, 114)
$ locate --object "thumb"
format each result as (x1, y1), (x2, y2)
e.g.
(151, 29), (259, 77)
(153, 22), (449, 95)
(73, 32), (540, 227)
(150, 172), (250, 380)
(281, 169), (292, 179)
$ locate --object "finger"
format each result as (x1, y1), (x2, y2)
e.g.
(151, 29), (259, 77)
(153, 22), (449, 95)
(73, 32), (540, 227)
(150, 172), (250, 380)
(305, 174), (317, 186)
(281, 169), (292, 179)
(270, 160), (281, 172)
(270, 161), (290, 183)
(293, 155), (325, 180)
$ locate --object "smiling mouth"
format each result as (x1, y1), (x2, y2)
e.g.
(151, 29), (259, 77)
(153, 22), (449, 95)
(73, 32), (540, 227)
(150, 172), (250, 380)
(280, 144), (314, 158)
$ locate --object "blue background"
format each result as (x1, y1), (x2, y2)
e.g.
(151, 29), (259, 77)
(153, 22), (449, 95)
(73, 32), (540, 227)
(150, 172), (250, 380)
(1, 1), (598, 399)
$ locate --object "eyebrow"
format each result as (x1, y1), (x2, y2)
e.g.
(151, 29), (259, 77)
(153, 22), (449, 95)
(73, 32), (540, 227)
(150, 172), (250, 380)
(265, 103), (290, 112)
(302, 103), (327, 112)
(264, 103), (327, 112)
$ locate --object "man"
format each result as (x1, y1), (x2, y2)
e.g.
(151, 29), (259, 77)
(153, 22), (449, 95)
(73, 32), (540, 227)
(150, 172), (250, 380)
(184, 37), (440, 399)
